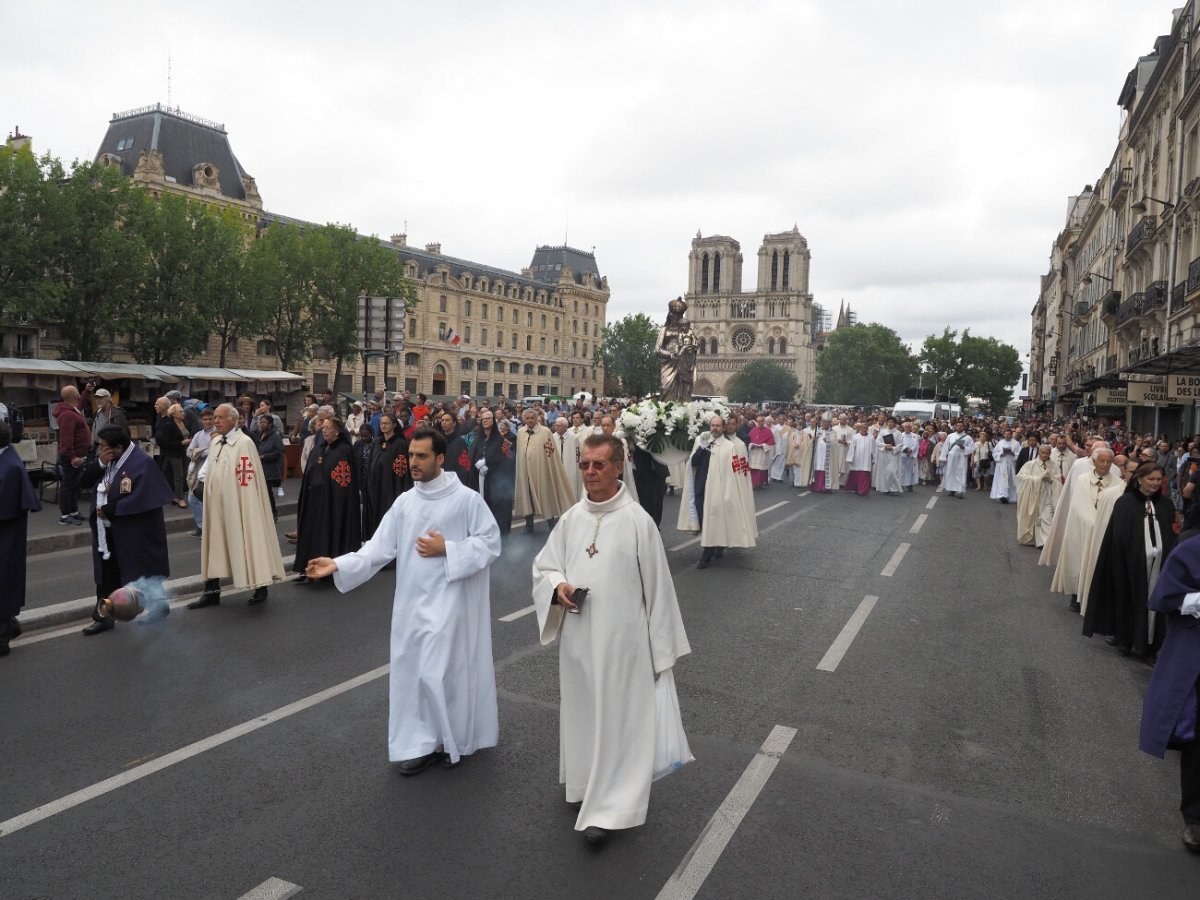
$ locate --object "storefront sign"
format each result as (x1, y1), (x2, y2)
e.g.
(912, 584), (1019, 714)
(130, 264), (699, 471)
(1127, 381), (1170, 406)
(1167, 375), (1200, 402)
(1095, 387), (1128, 405)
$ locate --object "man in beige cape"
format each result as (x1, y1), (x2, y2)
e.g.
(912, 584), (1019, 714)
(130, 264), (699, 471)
(514, 408), (577, 533)
(1039, 439), (1108, 568)
(1016, 444), (1057, 548)
(1048, 447), (1122, 612)
(679, 415), (758, 568)
(830, 414), (855, 488)
(188, 403), (285, 608)
(532, 433), (691, 845)
(551, 417), (583, 500)
(1076, 457), (1138, 617)
(788, 418), (814, 488)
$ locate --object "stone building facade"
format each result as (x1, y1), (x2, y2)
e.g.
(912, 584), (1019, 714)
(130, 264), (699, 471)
(684, 228), (817, 399)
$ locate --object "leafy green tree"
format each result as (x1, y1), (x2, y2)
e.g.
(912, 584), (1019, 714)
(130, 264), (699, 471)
(40, 161), (146, 361)
(205, 206), (264, 368)
(918, 328), (1021, 413)
(247, 223), (317, 372)
(595, 313), (660, 396)
(726, 359), (802, 404)
(0, 145), (63, 326)
(814, 323), (918, 405)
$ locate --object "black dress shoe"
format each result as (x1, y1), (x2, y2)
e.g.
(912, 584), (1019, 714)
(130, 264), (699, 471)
(583, 826), (609, 845)
(696, 558), (710, 569)
(1183, 824), (1200, 853)
(1068, 597), (1081, 613)
(295, 574), (309, 584)
(187, 592), (221, 610)
(397, 753), (436, 776)
(567, 800), (583, 811)
(9, 618), (21, 639)
(249, 588), (268, 605)
(714, 547), (725, 558)
(82, 618), (115, 636)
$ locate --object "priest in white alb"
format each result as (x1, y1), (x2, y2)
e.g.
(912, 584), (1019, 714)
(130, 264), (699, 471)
(533, 433), (691, 846)
(305, 428), (502, 775)
(1049, 447), (1122, 612)
(830, 414), (855, 488)
(941, 423), (975, 499)
(990, 429), (1020, 504)
(1016, 443), (1057, 548)
(875, 417), (903, 496)
(788, 418), (814, 489)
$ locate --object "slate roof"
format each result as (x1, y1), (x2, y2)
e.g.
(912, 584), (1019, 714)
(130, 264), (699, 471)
(528, 245), (603, 288)
(95, 103), (250, 200)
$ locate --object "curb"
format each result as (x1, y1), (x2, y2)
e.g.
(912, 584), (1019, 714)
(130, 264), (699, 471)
(26, 501), (299, 557)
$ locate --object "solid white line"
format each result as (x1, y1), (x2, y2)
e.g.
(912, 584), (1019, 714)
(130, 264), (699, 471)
(925, 496), (938, 510)
(670, 500), (790, 551)
(909, 514), (927, 534)
(656, 725), (797, 900)
(499, 604), (536, 622)
(238, 877), (303, 900)
(880, 543), (910, 577)
(0, 663), (389, 839)
(816, 596), (879, 672)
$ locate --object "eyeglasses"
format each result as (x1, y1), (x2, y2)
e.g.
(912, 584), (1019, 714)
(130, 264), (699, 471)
(578, 460), (617, 471)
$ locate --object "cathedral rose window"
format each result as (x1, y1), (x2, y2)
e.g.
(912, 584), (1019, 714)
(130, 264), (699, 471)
(731, 327), (755, 352)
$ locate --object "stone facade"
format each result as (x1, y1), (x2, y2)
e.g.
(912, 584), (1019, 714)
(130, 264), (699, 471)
(684, 227), (817, 399)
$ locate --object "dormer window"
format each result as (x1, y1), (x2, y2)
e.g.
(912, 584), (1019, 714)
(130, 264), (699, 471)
(115, 138), (134, 151)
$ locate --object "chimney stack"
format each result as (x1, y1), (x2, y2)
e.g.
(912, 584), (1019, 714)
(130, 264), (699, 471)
(390, 233), (407, 246)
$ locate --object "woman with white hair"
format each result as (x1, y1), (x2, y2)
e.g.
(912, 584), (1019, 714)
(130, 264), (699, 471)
(154, 402), (191, 507)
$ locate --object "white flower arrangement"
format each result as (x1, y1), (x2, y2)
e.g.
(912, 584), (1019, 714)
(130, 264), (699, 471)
(619, 398), (732, 453)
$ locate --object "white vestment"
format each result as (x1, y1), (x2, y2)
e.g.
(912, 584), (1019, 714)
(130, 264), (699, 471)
(1038, 455), (1097, 567)
(552, 429), (583, 500)
(1077, 484), (1127, 616)
(811, 427), (832, 486)
(532, 484), (691, 831)
(677, 434), (758, 547)
(990, 439), (1020, 501)
(846, 433), (875, 472)
(875, 429), (902, 492)
(770, 425), (789, 480)
(831, 425), (854, 486)
(332, 471), (501, 763)
(899, 432), (919, 487)
(1016, 457), (1057, 547)
(1049, 468), (1122, 596)
(789, 426), (815, 488)
(942, 432), (975, 493)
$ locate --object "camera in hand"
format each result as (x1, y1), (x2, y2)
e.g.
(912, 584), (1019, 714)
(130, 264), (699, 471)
(567, 586), (589, 615)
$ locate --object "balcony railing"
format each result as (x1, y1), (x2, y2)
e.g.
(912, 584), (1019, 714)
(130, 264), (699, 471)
(1100, 290), (1122, 317)
(1116, 290), (1165, 326)
(1189, 256), (1200, 294)
(1111, 167), (1132, 200)
(1127, 215), (1158, 255)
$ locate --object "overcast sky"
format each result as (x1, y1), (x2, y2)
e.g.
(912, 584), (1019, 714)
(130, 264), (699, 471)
(4, 0), (1179, 375)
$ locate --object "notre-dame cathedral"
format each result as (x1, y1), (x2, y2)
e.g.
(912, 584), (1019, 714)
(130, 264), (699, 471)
(684, 227), (817, 399)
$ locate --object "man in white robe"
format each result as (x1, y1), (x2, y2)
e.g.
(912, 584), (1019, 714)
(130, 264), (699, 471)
(769, 417), (789, 482)
(875, 417), (903, 496)
(1076, 457), (1140, 617)
(532, 433), (691, 845)
(1039, 440), (1108, 567)
(990, 429), (1020, 503)
(831, 415), (855, 488)
(514, 408), (578, 532)
(552, 417), (582, 500)
(1048, 436), (1074, 504)
(788, 420), (814, 489)
(941, 423), (975, 498)
(188, 404), (285, 609)
(1049, 448), (1121, 611)
(679, 415), (758, 567)
(1016, 444), (1057, 547)
(899, 422), (919, 491)
(810, 418), (834, 492)
(306, 428), (502, 773)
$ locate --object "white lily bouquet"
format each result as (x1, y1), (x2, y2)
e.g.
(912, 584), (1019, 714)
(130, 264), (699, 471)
(618, 398), (732, 457)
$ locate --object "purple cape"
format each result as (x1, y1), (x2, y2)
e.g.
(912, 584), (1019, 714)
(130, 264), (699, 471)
(0, 448), (43, 616)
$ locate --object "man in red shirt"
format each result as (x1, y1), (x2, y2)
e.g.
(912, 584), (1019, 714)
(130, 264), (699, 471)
(54, 382), (93, 525)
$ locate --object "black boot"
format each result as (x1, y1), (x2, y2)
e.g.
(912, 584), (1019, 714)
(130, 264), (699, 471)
(188, 578), (221, 609)
(249, 587), (268, 605)
(697, 548), (715, 569)
(1068, 594), (1080, 613)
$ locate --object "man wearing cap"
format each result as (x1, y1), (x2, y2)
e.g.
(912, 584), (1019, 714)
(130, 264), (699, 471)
(346, 401), (365, 441)
(90, 389), (128, 446)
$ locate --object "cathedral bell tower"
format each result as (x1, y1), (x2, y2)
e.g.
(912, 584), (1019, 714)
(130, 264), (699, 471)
(687, 232), (743, 295)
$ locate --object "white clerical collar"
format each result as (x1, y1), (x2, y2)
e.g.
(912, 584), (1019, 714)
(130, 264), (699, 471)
(583, 481), (634, 514)
(414, 470), (460, 497)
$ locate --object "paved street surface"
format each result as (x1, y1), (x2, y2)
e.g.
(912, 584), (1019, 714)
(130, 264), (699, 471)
(4, 482), (1199, 898)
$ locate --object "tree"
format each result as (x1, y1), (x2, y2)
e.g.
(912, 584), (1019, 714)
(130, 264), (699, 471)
(248, 223), (317, 372)
(595, 313), (660, 397)
(726, 360), (802, 404)
(205, 206), (265, 368)
(918, 328), (1021, 413)
(814, 323), (918, 405)
(0, 144), (63, 327)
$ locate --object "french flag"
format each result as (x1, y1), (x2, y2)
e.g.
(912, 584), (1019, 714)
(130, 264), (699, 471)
(445, 328), (461, 347)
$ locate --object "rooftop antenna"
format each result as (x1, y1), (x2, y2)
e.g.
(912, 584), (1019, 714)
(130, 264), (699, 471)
(564, 203), (569, 247)
(167, 48), (172, 107)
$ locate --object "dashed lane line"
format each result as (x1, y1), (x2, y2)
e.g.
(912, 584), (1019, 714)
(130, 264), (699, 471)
(880, 542), (911, 577)
(656, 725), (798, 900)
(499, 605), (536, 622)
(816, 595), (879, 673)
(237, 877), (303, 899)
(925, 496), (938, 510)
(909, 514), (927, 534)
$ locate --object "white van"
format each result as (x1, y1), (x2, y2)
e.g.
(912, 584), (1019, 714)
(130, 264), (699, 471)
(891, 399), (954, 422)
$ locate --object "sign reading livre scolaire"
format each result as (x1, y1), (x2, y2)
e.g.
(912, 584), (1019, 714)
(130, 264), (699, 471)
(1167, 375), (1200, 401)
(1127, 381), (1170, 405)
(1094, 387), (1128, 405)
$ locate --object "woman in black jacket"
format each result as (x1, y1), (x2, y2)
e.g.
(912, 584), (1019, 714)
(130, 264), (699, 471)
(154, 403), (191, 507)
(468, 409), (514, 535)
(255, 414), (285, 522)
(362, 413), (413, 538)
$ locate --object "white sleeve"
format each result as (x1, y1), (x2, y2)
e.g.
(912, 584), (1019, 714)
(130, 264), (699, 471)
(1181, 592), (1200, 618)
(332, 499), (401, 592)
(443, 494), (501, 584)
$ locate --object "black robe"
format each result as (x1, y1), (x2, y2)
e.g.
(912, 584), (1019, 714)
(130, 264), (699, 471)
(1015, 445), (1037, 473)
(79, 448), (173, 592)
(631, 446), (669, 526)
(362, 434), (413, 538)
(442, 431), (471, 486)
(1084, 490), (1177, 655)
(0, 447), (42, 617)
(691, 443), (713, 530)
(468, 427), (514, 535)
(294, 435), (362, 572)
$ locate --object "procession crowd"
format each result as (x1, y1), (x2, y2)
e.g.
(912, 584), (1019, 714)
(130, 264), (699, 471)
(3, 387), (1200, 851)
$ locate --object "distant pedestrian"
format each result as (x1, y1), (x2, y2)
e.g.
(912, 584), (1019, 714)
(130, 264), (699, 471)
(54, 384), (92, 525)
(256, 414), (285, 522)
(0, 420), (41, 657)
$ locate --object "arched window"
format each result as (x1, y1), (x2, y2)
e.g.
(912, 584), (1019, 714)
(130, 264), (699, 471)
(779, 337), (787, 354)
(478, 360), (490, 372)
(539, 337), (546, 352)
(527, 312), (533, 327)
(553, 339), (559, 354)
(464, 299), (472, 317)
(572, 340), (578, 356)
(524, 364), (534, 376)
(481, 327), (488, 344)
(538, 365), (547, 376)
(526, 335), (532, 351)
(782, 251), (790, 290)
(573, 320), (578, 333)
(541, 314), (547, 329)
(509, 362), (520, 374)
(511, 333), (518, 350)
(770, 252), (778, 291)
(713, 253), (721, 291)
(461, 357), (474, 370)
(698, 339), (705, 356)
(767, 337), (775, 354)
(701, 253), (709, 293)
(709, 337), (717, 355)
(497, 330), (503, 347)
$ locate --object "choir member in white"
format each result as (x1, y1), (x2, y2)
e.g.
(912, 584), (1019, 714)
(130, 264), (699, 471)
(990, 429), (1021, 503)
(769, 416), (789, 482)
(811, 417), (835, 492)
(831, 415), (855, 488)
(941, 423), (975, 498)
(844, 423), (875, 496)
(533, 433), (692, 845)
(789, 419), (815, 489)
(899, 422), (920, 492)
(875, 417), (903, 496)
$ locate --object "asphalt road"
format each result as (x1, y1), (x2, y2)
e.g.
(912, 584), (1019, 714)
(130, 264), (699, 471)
(3, 481), (1198, 899)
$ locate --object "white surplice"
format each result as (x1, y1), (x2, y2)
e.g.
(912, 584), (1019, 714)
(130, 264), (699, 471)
(875, 428), (902, 492)
(533, 484), (691, 832)
(331, 470), (502, 763)
(941, 432), (975, 493)
(990, 439), (1020, 502)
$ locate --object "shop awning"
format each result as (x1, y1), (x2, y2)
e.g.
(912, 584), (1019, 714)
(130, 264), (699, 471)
(1121, 341), (1200, 377)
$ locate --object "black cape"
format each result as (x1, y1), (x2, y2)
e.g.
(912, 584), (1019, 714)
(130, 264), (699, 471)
(294, 435), (362, 571)
(0, 448), (42, 616)
(362, 434), (413, 538)
(442, 432), (471, 486)
(1084, 490), (1177, 655)
(79, 448), (173, 589)
(468, 428), (514, 535)
(631, 446), (668, 526)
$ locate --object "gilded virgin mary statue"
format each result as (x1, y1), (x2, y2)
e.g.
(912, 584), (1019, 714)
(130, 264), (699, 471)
(657, 297), (697, 402)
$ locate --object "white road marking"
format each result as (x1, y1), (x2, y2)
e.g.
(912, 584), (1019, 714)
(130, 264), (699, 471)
(909, 514), (927, 534)
(925, 496), (938, 510)
(238, 877), (303, 899)
(816, 596), (879, 672)
(0, 663), (389, 839)
(13, 556), (299, 648)
(880, 543), (910, 577)
(499, 604), (536, 622)
(670, 500), (791, 551)
(656, 725), (797, 900)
